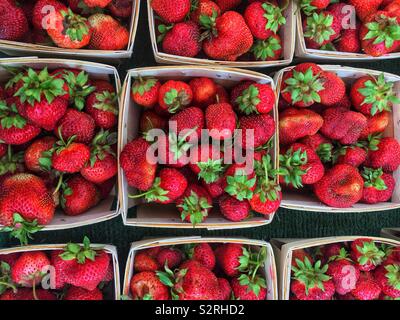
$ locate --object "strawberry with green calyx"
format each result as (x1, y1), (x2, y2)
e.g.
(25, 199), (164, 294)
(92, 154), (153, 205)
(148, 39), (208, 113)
(219, 194), (251, 222)
(223, 164), (256, 201)
(251, 35), (282, 61)
(85, 88), (118, 130)
(300, 0), (330, 15)
(235, 83), (275, 115)
(158, 80), (193, 114)
(131, 77), (161, 108)
(184, 243), (216, 270)
(190, 0), (221, 24)
(0, 214), (43, 246)
(0, 145), (23, 177)
(303, 11), (341, 49)
(156, 24), (174, 43)
(361, 167), (395, 204)
(375, 264), (400, 298)
(130, 270), (170, 300)
(351, 238), (386, 272)
(0, 262), (16, 296)
(350, 74), (400, 116)
(189, 144), (224, 184)
(333, 144), (367, 167)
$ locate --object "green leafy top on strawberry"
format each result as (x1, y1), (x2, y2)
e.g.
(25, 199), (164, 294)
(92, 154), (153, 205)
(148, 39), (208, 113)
(254, 154), (281, 202)
(279, 148), (309, 188)
(0, 145), (23, 176)
(251, 38), (282, 61)
(358, 133), (381, 152)
(61, 70), (95, 110)
(59, 236), (101, 264)
(93, 91), (118, 115)
(261, 2), (286, 34)
(304, 12), (335, 45)
(361, 167), (387, 190)
(291, 257), (331, 295)
(238, 273), (267, 296)
(328, 248), (351, 263)
(356, 241), (385, 267)
(14, 68), (66, 106)
(236, 85), (261, 115)
(357, 74), (400, 116)
(132, 77), (158, 96)
(89, 129), (117, 167)
(5, 69), (24, 90)
(59, 177), (72, 209)
(129, 177), (169, 203)
(178, 190), (212, 226)
(60, 9), (91, 42)
(197, 158), (224, 184)
(163, 89), (191, 114)
(199, 9), (219, 39)
(282, 67), (324, 105)
(300, 0), (319, 16)
(364, 14), (400, 50)
(157, 24), (174, 43)
(316, 143), (332, 163)
(0, 213), (43, 246)
(0, 100), (26, 129)
(0, 261), (16, 295)
(156, 264), (185, 300)
(225, 169), (256, 201)
(385, 264), (400, 290)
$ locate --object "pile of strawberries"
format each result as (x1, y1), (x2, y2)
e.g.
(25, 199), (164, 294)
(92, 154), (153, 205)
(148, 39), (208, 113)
(121, 75), (280, 225)
(289, 238), (400, 300)
(0, 0), (131, 50)
(0, 66), (118, 243)
(0, 237), (114, 300)
(300, 0), (400, 57)
(278, 63), (400, 208)
(129, 242), (269, 300)
(152, 0), (287, 62)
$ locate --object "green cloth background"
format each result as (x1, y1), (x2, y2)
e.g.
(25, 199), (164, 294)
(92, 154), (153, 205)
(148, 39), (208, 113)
(1, 2), (400, 279)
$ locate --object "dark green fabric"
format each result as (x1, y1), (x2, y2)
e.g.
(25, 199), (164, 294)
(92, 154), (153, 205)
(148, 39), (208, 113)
(0, 2), (400, 276)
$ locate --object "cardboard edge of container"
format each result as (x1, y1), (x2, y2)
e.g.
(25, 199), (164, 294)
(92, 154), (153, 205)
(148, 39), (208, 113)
(0, 57), (122, 231)
(270, 236), (400, 300)
(117, 65), (280, 229)
(122, 236), (278, 300)
(0, 243), (121, 300)
(274, 64), (400, 213)
(380, 228), (400, 241)
(0, 0), (140, 60)
(146, 0), (295, 68)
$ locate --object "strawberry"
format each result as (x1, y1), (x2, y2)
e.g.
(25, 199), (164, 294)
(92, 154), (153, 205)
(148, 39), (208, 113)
(251, 35), (283, 61)
(334, 146), (367, 167)
(151, 0), (191, 23)
(0, 145), (24, 180)
(47, 9), (92, 49)
(218, 278), (231, 300)
(244, 1), (286, 40)
(1, 173), (48, 197)
(351, 238), (386, 271)
(222, 163), (256, 201)
(202, 176), (225, 198)
(291, 257), (335, 300)
(230, 81), (255, 109)
(130, 271), (170, 300)
(139, 110), (166, 134)
(300, 0), (330, 15)
(0, 0), (28, 41)
(24, 136), (56, 173)
(156, 248), (183, 269)
(360, 111), (391, 139)
(80, 130), (118, 184)
(185, 243), (216, 270)
(215, 0), (241, 12)
(134, 251), (160, 272)
(300, 133), (333, 163)
(216, 243), (255, 277)
(60, 175), (99, 216)
(130, 168), (187, 204)
(50, 249), (75, 289)
(320, 108), (367, 145)
(205, 103), (236, 140)
(291, 249), (314, 269)
(169, 106), (204, 141)
(235, 83), (275, 115)
(88, 14), (129, 50)
(131, 77), (160, 108)
(85, 86), (118, 129)
(58, 237), (110, 291)
(318, 71), (346, 106)
(336, 22), (361, 53)
(303, 11), (341, 49)
(191, 0), (221, 23)
(83, 0), (112, 8)
(279, 108), (323, 145)
(108, 0), (132, 18)
(189, 144), (224, 184)
(350, 74), (399, 116)
(161, 21), (201, 58)
(0, 288), (56, 300)
(158, 80), (193, 114)
(176, 183), (212, 226)
(201, 11), (253, 61)
(239, 114), (275, 149)
(349, 0), (383, 21)
(314, 164), (364, 208)
(231, 275), (267, 300)
(55, 109), (95, 144)
(351, 272), (382, 300)
(11, 252), (50, 287)
(365, 137), (400, 172)
(102, 258), (114, 282)
(189, 77), (217, 108)
(64, 286), (103, 300)
(374, 264), (400, 298)
(0, 99), (41, 145)
(218, 194), (250, 222)
(360, 167), (395, 204)
(120, 137), (157, 191)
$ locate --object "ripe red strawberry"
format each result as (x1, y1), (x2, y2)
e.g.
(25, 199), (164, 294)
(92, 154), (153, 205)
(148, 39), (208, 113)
(176, 183), (212, 226)
(215, 0), (241, 12)
(374, 264), (400, 298)
(80, 130), (118, 184)
(334, 145), (367, 168)
(219, 194), (250, 222)
(11, 251), (50, 287)
(350, 74), (399, 116)
(300, 0), (330, 15)
(169, 106), (204, 141)
(158, 80), (193, 114)
(156, 247), (183, 269)
(58, 237), (110, 291)
(202, 176), (225, 198)
(24, 136), (56, 173)
(151, 0), (190, 23)
(88, 14), (129, 50)
(303, 11), (341, 49)
(134, 251), (160, 272)
(0, 288), (56, 300)
(231, 275), (267, 300)
(162, 21), (201, 58)
(120, 137), (157, 191)
(50, 249), (75, 289)
(85, 86), (118, 129)
(300, 133), (333, 163)
(251, 35), (283, 61)
(320, 108), (367, 145)
(365, 137), (400, 172)
(230, 81), (255, 109)
(244, 1), (286, 40)
(350, 238), (386, 271)
(291, 249), (314, 269)
(314, 164), (364, 208)
(215, 84), (230, 103)
(336, 22), (361, 53)
(318, 71), (346, 106)
(291, 257), (335, 300)
(189, 144), (223, 184)
(216, 243), (253, 277)
(139, 110), (166, 134)
(64, 286), (103, 300)
(185, 243), (216, 270)
(361, 168), (395, 204)
(222, 163), (256, 201)
(360, 111), (390, 139)
(385, 0), (400, 18)
(279, 108), (323, 145)
(55, 109), (95, 144)
(349, 0), (383, 21)
(205, 103), (236, 140)
(250, 179), (281, 215)
(130, 271), (170, 300)
(239, 114), (275, 149)
(60, 175), (99, 216)
(131, 168), (188, 204)
(236, 83), (275, 115)
(0, 0), (28, 41)
(218, 278), (231, 300)
(189, 77), (217, 108)
(131, 77), (160, 108)
(201, 11), (253, 61)
(83, 0), (112, 8)
(152, 132), (191, 168)
(1, 173), (48, 195)
(191, 0), (221, 23)
(0, 99), (41, 145)
(351, 272), (382, 300)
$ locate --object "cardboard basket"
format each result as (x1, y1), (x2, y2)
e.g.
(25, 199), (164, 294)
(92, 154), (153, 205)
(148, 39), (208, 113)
(295, 5), (400, 61)
(274, 64), (400, 212)
(122, 236), (278, 300)
(271, 236), (400, 300)
(0, 57), (121, 231)
(0, 243), (120, 300)
(381, 228), (400, 241)
(0, 0), (140, 61)
(147, 0), (295, 68)
(118, 66), (279, 229)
